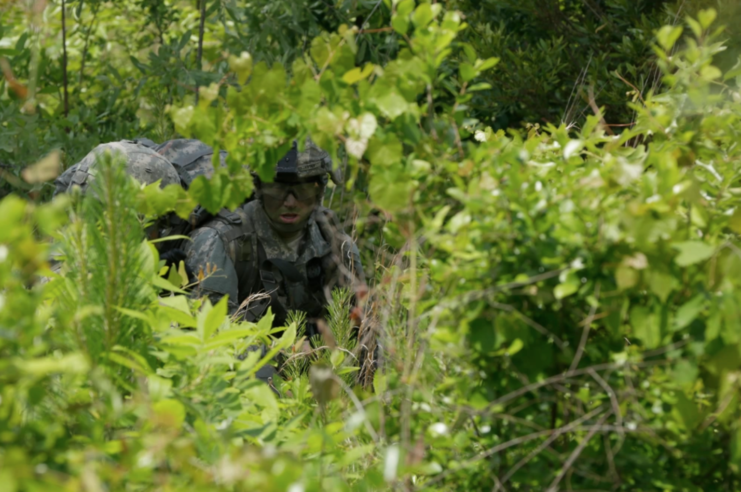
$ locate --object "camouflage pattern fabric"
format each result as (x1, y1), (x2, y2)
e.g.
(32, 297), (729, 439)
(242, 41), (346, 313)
(183, 200), (365, 318)
(155, 138), (228, 188)
(53, 163), (79, 197)
(61, 141), (180, 194)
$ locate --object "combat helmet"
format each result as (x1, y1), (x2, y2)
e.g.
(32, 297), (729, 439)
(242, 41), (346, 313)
(66, 140), (180, 193)
(269, 137), (342, 185)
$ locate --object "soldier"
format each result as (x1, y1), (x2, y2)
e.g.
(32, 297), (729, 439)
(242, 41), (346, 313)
(184, 139), (366, 325)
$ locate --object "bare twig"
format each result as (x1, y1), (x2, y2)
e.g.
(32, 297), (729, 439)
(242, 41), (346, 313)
(478, 358), (673, 415)
(500, 405), (607, 486)
(331, 374), (379, 442)
(546, 412), (611, 492)
(587, 85), (614, 136)
(61, 0), (69, 119)
(428, 406), (608, 486)
(195, 0), (207, 104)
(569, 283), (601, 372)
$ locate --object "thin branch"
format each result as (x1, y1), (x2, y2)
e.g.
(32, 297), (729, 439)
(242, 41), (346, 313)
(427, 406), (608, 486)
(546, 412), (611, 492)
(61, 0), (69, 119)
(500, 405), (607, 486)
(332, 374), (379, 442)
(569, 283), (601, 372)
(79, 3), (99, 87)
(478, 358), (673, 415)
(195, 0), (207, 104)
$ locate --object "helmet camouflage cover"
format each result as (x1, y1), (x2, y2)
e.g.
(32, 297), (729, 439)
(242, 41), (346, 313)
(275, 138), (338, 182)
(67, 141), (180, 192)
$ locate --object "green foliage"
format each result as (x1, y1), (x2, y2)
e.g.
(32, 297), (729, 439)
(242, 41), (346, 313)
(5, 1), (741, 491)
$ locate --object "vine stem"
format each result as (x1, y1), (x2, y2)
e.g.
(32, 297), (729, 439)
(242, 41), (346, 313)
(61, 0), (69, 119)
(195, 0), (206, 104)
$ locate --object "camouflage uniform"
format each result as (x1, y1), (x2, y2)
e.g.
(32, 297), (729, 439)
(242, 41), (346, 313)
(184, 200), (364, 324)
(53, 140), (180, 196)
(183, 139), (365, 328)
(154, 138), (228, 188)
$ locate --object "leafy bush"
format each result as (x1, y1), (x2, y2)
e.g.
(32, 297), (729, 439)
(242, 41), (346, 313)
(3, 1), (741, 491)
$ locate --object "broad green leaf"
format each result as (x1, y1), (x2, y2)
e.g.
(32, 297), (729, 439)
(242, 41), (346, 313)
(374, 91), (408, 119)
(631, 306), (661, 349)
(343, 64), (374, 85)
(697, 8), (717, 29)
(374, 371), (388, 395)
(477, 57), (500, 72)
(153, 399), (186, 429)
(392, 15), (409, 35)
(204, 329), (258, 350)
(339, 444), (375, 467)
(459, 63), (476, 82)
(152, 274), (188, 294)
(671, 390), (701, 430)
(159, 295), (191, 314)
(369, 170), (414, 212)
(673, 295), (705, 331)
(367, 134), (403, 166)
(189, 172), (231, 215)
(201, 295), (228, 340)
(672, 241), (715, 266)
(228, 51), (253, 84)
(656, 25), (683, 51)
(648, 271), (678, 303)
(412, 3), (434, 27)
(396, 0), (415, 17)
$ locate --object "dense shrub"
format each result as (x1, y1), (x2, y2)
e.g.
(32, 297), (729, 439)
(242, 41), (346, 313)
(3, 1), (741, 491)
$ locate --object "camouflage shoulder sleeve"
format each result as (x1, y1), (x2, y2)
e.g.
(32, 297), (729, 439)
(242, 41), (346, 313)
(183, 227), (239, 311)
(53, 163), (79, 197)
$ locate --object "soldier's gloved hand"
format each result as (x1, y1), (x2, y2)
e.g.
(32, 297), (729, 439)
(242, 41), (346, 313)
(160, 248), (194, 280)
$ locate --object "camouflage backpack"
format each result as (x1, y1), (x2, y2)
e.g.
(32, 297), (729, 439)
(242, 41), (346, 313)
(54, 138), (246, 254)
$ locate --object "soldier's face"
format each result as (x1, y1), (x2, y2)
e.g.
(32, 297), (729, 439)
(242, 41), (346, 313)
(261, 179), (321, 233)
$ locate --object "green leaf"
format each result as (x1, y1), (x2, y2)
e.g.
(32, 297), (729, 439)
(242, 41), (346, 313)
(615, 266), (639, 290)
(671, 390), (701, 430)
(153, 399), (186, 429)
(477, 57), (500, 72)
(200, 295), (228, 340)
(369, 169), (414, 212)
(731, 426), (741, 473)
(631, 306), (661, 349)
(152, 274), (188, 294)
(459, 63), (477, 83)
(701, 65), (722, 81)
(648, 271), (678, 303)
(339, 444), (375, 467)
(342, 63), (374, 85)
(396, 0), (415, 18)
(697, 8), (717, 29)
(673, 295), (705, 331)
(656, 25), (683, 51)
(412, 3), (434, 27)
(392, 15), (409, 35)
(189, 172), (232, 215)
(367, 134), (403, 167)
(374, 371), (388, 395)
(468, 82), (492, 92)
(374, 91), (408, 120)
(672, 241), (715, 266)
(204, 329), (258, 351)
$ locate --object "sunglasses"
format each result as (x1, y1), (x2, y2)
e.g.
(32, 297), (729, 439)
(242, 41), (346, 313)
(261, 181), (321, 203)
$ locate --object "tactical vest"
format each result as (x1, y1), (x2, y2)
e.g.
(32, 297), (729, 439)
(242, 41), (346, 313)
(204, 202), (342, 330)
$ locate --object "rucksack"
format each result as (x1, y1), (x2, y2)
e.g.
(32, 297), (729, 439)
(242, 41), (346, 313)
(54, 137), (251, 254)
